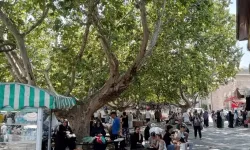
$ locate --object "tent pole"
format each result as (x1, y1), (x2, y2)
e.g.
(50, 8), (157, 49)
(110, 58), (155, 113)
(47, 110), (52, 150)
(36, 108), (43, 150)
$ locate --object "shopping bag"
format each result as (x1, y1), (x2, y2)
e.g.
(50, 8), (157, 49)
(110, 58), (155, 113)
(96, 135), (106, 144)
(82, 136), (95, 143)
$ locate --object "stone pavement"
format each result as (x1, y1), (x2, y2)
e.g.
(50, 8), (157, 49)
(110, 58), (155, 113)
(181, 115), (250, 150)
(144, 118), (250, 150)
(78, 118), (250, 150)
(189, 123), (250, 150)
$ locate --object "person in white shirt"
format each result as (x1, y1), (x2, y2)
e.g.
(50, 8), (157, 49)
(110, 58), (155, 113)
(100, 110), (107, 123)
(1, 123), (7, 134)
(175, 125), (193, 150)
(145, 110), (151, 123)
(220, 109), (225, 128)
(128, 112), (133, 129)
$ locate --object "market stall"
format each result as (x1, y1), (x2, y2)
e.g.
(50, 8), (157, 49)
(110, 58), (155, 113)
(224, 96), (245, 109)
(0, 83), (76, 150)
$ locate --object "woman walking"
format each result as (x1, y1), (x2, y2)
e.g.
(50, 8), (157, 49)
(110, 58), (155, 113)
(193, 110), (202, 140)
(203, 111), (209, 127)
(228, 111), (234, 128)
(217, 111), (222, 128)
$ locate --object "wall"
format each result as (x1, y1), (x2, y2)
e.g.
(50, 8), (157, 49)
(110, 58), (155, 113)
(205, 71), (250, 111)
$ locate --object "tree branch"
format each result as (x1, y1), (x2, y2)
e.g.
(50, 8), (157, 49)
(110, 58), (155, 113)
(4, 52), (27, 83)
(0, 41), (16, 52)
(90, 1), (119, 78)
(7, 64), (20, 82)
(0, 9), (20, 38)
(133, 0), (149, 67)
(145, 0), (166, 57)
(107, 98), (134, 111)
(10, 51), (26, 76)
(0, 8), (36, 85)
(66, 19), (91, 96)
(121, 0), (166, 82)
(179, 86), (191, 105)
(44, 60), (56, 93)
(192, 93), (199, 106)
(22, 2), (49, 36)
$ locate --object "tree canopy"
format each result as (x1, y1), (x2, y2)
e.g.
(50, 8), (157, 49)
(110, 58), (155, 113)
(0, 0), (242, 136)
(121, 0), (242, 108)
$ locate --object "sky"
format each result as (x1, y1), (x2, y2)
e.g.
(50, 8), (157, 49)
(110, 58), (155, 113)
(229, 0), (250, 69)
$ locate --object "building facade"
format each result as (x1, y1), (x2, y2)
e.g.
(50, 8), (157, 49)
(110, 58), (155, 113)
(204, 70), (250, 111)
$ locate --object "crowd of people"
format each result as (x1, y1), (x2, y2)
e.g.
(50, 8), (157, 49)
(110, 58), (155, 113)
(89, 108), (202, 150)
(51, 107), (250, 150)
(212, 109), (248, 128)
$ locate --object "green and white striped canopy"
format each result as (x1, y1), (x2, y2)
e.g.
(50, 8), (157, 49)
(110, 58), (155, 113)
(0, 83), (76, 110)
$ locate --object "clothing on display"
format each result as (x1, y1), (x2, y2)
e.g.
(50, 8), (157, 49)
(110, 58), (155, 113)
(0, 111), (38, 144)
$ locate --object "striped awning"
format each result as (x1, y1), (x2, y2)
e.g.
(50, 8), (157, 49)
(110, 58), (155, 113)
(0, 83), (76, 110)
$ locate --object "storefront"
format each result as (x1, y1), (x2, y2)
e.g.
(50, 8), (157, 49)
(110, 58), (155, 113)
(0, 83), (76, 150)
(224, 96), (245, 110)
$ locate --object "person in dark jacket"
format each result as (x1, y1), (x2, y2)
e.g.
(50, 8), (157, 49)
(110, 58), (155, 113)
(144, 123), (150, 141)
(91, 119), (106, 137)
(121, 112), (129, 138)
(55, 120), (75, 150)
(130, 126), (144, 149)
(192, 112), (202, 139)
(155, 110), (160, 122)
(203, 111), (209, 127)
(90, 115), (95, 136)
(243, 110), (248, 127)
(228, 111), (234, 128)
(163, 125), (175, 150)
(92, 119), (107, 150)
(217, 111), (222, 128)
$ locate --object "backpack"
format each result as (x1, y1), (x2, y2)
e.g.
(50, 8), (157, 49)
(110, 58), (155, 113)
(194, 117), (201, 126)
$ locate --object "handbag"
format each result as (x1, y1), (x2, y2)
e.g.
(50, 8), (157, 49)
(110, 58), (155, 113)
(200, 121), (203, 130)
(66, 133), (76, 139)
(200, 124), (203, 130)
(96, 135), (106, 144)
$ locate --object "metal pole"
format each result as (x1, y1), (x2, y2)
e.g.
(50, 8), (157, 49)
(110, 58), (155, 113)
(47, 110), (52, 150)
(36, 108), (43, 150)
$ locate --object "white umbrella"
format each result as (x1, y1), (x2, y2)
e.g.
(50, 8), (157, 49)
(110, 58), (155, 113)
(149, 127), (164, 134)
(23, 112), (37, 122)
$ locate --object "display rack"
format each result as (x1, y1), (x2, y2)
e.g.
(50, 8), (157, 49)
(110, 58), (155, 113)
(0, 110), (37, 150)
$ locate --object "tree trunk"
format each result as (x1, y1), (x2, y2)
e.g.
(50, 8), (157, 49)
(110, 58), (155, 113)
(56, 103), (94, 139)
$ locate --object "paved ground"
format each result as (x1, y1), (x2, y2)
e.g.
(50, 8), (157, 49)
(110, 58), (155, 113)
(188, 118), (250, 150)
(80, 116), (250, 150)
